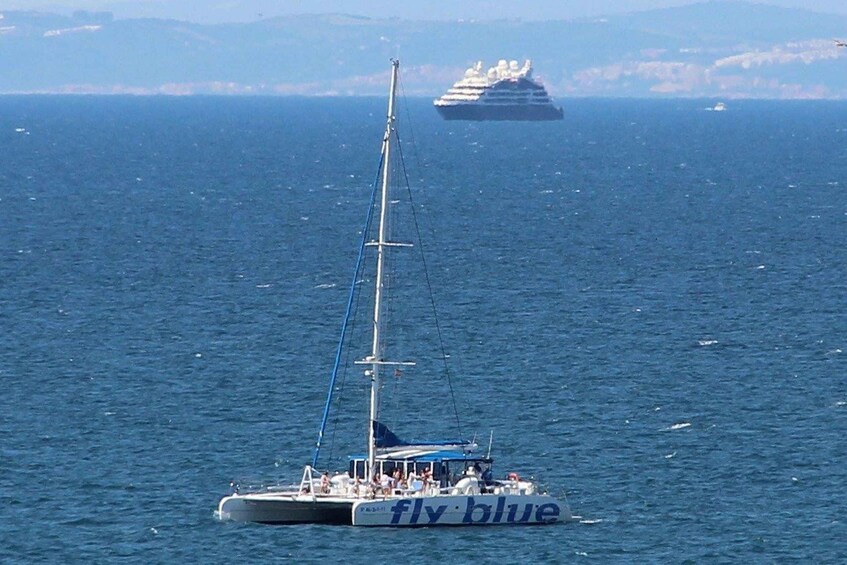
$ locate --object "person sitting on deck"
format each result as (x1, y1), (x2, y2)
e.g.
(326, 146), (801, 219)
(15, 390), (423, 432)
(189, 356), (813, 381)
(420, 467), (433, 494)
(346, 475), (362, 496)
(380, 470), (393, 495)
(392, 468), (405, 493)
(407, 469), (423, 493)
(481, 465), (493, 485)
(370, 473), (382, 496)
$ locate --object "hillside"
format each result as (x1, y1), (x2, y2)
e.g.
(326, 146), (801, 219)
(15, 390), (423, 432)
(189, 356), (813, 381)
(1, 1), (846, 97)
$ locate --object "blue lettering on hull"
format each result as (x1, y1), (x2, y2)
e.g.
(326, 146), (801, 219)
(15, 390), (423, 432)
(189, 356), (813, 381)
(376, 496), (561, 525)
(424, 504), (447, 524)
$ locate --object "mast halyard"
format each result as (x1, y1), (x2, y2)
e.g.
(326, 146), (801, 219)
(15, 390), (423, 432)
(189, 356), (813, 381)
(367, 59), (400, 483)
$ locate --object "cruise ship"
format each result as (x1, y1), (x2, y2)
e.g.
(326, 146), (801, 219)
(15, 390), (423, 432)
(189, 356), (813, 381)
(434, 59), (563, 121)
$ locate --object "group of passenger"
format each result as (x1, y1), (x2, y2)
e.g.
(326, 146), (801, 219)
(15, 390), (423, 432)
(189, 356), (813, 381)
(370, 466), (434, 495)
(308, 463), (502, 498)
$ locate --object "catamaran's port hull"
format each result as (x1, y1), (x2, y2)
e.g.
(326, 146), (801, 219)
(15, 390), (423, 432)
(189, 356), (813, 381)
(218, 494), (353, 525)
(434, 104), (563, 121)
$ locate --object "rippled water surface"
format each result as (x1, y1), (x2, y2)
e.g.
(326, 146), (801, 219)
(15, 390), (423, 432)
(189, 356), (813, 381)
(1, 96), (845, 562)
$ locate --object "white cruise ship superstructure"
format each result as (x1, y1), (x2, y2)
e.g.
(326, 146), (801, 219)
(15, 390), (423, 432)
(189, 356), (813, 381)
(434, 59), (563, 121)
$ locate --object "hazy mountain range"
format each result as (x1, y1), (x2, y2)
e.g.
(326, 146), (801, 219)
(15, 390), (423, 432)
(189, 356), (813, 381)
(2, 0), (847, 98)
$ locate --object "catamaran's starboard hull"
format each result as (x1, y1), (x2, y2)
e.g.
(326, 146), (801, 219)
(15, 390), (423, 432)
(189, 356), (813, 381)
(352, 494), (569, 527)
(434, 104), (563, 121)
(218, 494), (353, 525)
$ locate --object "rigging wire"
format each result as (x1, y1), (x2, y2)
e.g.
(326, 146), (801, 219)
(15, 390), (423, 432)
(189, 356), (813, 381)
(382, 153), (405, 419)
(392, 82), (464, 439)
(397, 77), (475, 421)
(312, 151), (384, 469)
(325, 224), (370, 467)
(376, 154), (397, 421)
(397, 72), (424, 174)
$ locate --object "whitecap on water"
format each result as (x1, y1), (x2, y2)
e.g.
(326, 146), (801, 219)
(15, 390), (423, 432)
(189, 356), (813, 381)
(665, 451), (677, 458)
(314, 283), (336, 289)
(663, 422), (691, 431)
(256, 284), (271, 288)
(698, 339), (718, 346)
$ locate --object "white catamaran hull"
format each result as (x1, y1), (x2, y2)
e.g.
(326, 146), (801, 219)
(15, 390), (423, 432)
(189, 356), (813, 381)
(352, 494), (568, 527)
(218, 493), (354, 525)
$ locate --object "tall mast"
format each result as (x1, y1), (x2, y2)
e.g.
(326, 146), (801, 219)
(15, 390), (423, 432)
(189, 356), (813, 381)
(367, 59), (399, 483)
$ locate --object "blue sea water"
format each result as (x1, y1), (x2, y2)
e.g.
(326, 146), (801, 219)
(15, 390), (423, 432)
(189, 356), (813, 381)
(1, 95), (845, 562)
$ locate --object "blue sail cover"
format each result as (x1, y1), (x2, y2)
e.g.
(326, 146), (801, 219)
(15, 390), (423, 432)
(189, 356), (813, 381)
(373, 421), (470, 449)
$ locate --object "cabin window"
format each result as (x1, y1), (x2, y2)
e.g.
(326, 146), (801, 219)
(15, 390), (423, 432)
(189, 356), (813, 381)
(349, 460), (365, 480)
(412, 462), (432, 475)
(380, 461), (401, 476)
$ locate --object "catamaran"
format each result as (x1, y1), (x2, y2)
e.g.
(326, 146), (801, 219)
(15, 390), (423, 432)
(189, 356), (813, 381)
(216, 59), (569, 527)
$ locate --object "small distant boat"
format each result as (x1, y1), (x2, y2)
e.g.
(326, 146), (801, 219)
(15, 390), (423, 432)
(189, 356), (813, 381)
(216, 60), (569, 527)
(434, 59), (563, 121)
(706, 102), (726, 112)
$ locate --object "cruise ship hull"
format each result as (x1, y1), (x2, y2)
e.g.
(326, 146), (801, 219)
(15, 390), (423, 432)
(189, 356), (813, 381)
(435, 104), (563, 121)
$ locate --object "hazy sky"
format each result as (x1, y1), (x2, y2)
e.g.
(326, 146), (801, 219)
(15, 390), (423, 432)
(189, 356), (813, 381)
(9, 0), (847, 23)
